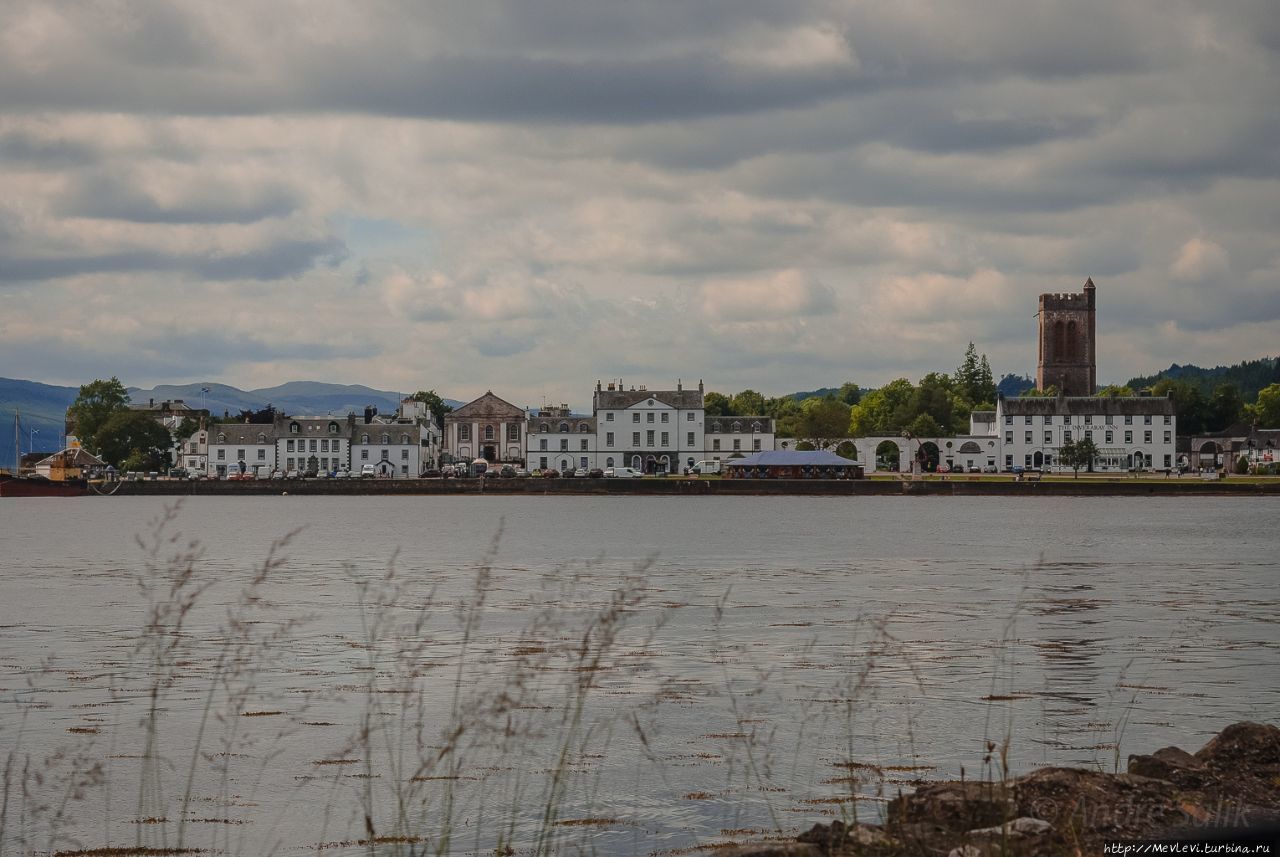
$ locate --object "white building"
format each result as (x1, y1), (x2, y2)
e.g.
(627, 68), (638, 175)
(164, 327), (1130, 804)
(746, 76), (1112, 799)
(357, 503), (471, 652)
(526, 405), (596, 473)
(591, 380), (705, 474)
(994, 394), (1177, 472)
(177, 423), (209, 474)
(704, 416), (774, 463)
(277, 414), (353, 476)
(444, 392), (527, 465)
(207, 425), (277, 478)
(353, 413), (425, 478)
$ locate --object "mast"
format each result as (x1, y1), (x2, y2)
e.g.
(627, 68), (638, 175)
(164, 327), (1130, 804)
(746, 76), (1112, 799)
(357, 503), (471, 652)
(13, 408), (19, 474)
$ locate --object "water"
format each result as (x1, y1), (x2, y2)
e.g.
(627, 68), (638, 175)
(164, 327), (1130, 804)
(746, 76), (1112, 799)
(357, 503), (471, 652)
(1, 495), (1277, 855)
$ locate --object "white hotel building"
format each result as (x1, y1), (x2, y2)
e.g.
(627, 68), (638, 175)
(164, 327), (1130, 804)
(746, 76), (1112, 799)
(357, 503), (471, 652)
(994, 394), (1177, 472)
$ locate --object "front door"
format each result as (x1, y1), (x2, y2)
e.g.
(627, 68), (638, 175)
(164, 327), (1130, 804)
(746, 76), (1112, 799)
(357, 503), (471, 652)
(483, 445), (496, 462)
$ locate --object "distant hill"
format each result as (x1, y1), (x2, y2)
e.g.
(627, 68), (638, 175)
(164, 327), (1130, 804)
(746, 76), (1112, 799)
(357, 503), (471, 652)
(1, 378), (463, 469)
(1125, 357), (1279, 400)
(786, 387), (842, 401)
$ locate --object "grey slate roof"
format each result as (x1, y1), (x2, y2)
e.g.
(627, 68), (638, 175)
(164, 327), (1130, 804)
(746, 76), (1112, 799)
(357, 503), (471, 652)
(594, 389), (704, 410)
(706, 416), (774, 433)
(999, 396), (1174, 416)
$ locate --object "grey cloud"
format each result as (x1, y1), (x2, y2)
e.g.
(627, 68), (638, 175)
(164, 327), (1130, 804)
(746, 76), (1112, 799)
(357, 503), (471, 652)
(0, 131), (98, 167)
(471, 333), (536, 358)
(0, 237), (346, 282)
(56, 174), (300, 224)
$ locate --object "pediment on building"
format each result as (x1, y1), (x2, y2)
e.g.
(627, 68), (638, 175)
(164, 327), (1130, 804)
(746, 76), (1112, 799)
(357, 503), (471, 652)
(447, 391), (525, 421)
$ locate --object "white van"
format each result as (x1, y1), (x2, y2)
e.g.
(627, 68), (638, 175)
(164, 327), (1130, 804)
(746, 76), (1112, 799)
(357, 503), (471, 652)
(691, 460), (721, 475)
(605, 467), (644, 478)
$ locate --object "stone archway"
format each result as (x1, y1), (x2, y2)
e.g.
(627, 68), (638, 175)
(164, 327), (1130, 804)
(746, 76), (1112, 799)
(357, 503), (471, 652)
(918, 441), (940, 472)
(835, 440), (857, 460)
(875, 440), (901, 472)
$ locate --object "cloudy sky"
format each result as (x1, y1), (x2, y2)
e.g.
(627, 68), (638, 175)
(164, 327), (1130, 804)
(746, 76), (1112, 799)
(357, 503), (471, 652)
(2, 1), (1277, 405)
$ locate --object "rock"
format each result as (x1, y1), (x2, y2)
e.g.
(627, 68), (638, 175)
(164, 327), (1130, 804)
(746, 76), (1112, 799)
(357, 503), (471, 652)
(889, 781), (1015, 831)
(967, 816), (1053, 837)
(1128, 746), (1206, 783)
(796, 819), (890, 851)
(948, 846), (984, 857)
(1195, 722), (1280, 769)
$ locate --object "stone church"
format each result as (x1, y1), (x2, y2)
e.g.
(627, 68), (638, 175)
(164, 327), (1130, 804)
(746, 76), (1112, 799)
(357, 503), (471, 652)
(1037, 277), (1097, 396)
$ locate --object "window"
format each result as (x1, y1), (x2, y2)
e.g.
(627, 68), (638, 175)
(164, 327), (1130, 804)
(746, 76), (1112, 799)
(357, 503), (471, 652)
(661, 412), (669, 423)
(1043, 431), (1051, 443)
(1026, 431), (1034, 443)
(606, 412), (614, 422)
(1025, 415), (1033, 425)
(632, 432), (640, 445)
(646, 412), (654, 423)
(381, 450), (389, 461)
(1106, 431), (1113, 443)
(329, 422), (339, 434)
(580, 457), (588, 469)
(257, 449), (266, 460)
(560, 439), (568, 451)
(459, 425), (471, 441)
(1084, 415), (1092, 425)
(378, 433), (389, 444)
(310, 440), (317, 452)
(401, 465), (408, 475)
(713, 439), (721, 451)
(752, 422), (762, 432)
(508, 424), (519, 441)
(290, 423), (299, 434)
(1125, 431), (1133, 443)
(321, 439), (329, 452)
(1005, 454), (1014, 467)
(606, 432), (614, 446)
(1005, 415), (1013, 425)
(237, 449), (246, 460)
(687, 432), (695, 446)
(333, 441), (341, 453)
(733, 439), (741, 450)
(287, 439), (295, 452)
(401, 449), (409, 460)
(257, 433), (266, 444)
(286, 458), (294, 469)
(539, 423), (548, 433)
(1164, 415), (1172, 425)
(539, 457), (548, 469)
(1005, 431), (1014, 444)
(661, 432), (669, 446)
(1044, 415), (1052, 425)
(1064, 430), (1072, 443)
(217, 449), (225, 460)
(1024, 454), (1033, 466)
(1124, 415), (1133, 425)
(1144, 415), (1152, 425)
(753, 439), (762, 451)
(711, 422), (720, 432)
(632, 413), (640, 423)
(1085, 430), (1093, 441)
(401, 434), (410, 445)
(1164, 454), (1171, 467)
(580, 439), (588, 451)
(558, 422), (569, 434)
(361, 433), (369, 443)
(1144, 431), (1152, 443)
(1164, 431), (1171, 444)
(646, 430), (655, 446)
(539, 439), (547, 450)
(361, 449), (369, 460)
(189, 443), (197, 453)
(606, 457), (614, 467)
(686, 412), (694, 421)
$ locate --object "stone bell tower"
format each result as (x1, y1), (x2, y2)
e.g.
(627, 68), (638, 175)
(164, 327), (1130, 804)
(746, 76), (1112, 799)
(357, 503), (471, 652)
(1036, 277), (1096, 396)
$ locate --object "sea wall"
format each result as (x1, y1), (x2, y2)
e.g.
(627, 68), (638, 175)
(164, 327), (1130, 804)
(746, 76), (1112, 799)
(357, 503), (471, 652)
(107, 477), (1280, 497)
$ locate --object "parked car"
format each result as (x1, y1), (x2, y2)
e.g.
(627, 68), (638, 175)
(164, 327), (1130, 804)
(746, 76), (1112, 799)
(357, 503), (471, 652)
(587, 468), (604, 478)
(346, 468), (360, 478)
(968, 465), (982, 473)
(573, 467), (588, 478)
(937, 463), (951, 473)
(530, 469), (543, 478)
(606, 467), (644, 478)
(982, 464), (998, 473)
(500, 464), (516, 478)
(541, 468), (560, 478)
(422, 468), (442, 478)
(515, 468), (530, 478)
(1010, 465), (1026, 475)
(360, 464), (376, 478)
(691, 460), (721, 475)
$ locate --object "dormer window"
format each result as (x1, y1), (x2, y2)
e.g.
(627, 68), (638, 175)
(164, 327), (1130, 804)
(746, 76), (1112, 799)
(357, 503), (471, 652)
(361, 433), (370, 444)
(539, 423), (549, 433)
(257, 433), (267, 444)
(290, 422), (300, 434)
(328, 422), (339, 433)
(752, 422), (761, 432)
(380, 433), (390, 444)
(580, 424), (590, 432)
(217, 433), (225, 443)
(732, 421), (741, 432)
(558, 422), (569, 433)
(400, 434), (409, 444)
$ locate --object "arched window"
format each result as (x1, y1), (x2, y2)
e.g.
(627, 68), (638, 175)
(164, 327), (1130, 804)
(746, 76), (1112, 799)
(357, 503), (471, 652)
(290, 422), (300, 434)
(361, 433), (369, 444)
(257, 433), (266, 444)
(558, 422), (569, 434)
(580, 424), (590, 433)
(484, 425), (495, 440)
(539, 423), (548, 433)
(400, 434), (409, 445)
(380, 433), (390, 444)
(217, 433), (225, 443)
(1053, 320), (1066, 363)
(1066, 320), (1079, 362)
(606, 457), (614, 467)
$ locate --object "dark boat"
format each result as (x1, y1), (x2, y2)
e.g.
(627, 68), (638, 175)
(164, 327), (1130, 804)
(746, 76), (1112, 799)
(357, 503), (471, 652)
(0, 472), (89, 498)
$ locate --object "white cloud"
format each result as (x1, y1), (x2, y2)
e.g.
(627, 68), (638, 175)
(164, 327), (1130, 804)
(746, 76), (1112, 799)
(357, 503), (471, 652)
(700, 269), (836, 322)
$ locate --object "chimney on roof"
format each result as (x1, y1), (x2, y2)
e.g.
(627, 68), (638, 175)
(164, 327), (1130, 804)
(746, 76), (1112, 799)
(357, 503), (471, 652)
(677, 379), (682, 392)
(596, 380), (602, 392)
(149, 398), (154, 407)
(607, 382), (615, 391)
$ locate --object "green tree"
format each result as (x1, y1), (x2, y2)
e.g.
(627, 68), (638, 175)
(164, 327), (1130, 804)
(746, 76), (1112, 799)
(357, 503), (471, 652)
(767, 396), (803, 437)
(837, 382), (862, 406)
(906, 413), (944, 438)
(1152, 378), (1209, 435)
(1208, 383), (1244, 432)
(729, 389), (767, 416)
(1021, 385), (1058, 398)
(1097, 385), (1136, 398)
(849, 379), (915, 436)
(1248, 383), (1280, 428)
(703, 392), (731, 417)
(172, 416), (201, 444)
(67, 377), (130, 452)
(95, 410), (174, 471)
(955, 343), (997, 406)
(795, 397), (852, 450)
(410, 390), (454, 425)
(1059, 437), (1099, 477)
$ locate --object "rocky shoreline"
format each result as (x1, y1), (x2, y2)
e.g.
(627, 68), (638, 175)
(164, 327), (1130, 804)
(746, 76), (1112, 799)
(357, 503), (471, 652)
(725, 722), (1280, 856)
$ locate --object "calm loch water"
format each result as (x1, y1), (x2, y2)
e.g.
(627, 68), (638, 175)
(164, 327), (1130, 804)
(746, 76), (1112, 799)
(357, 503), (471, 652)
(1, 495), (1277, 855)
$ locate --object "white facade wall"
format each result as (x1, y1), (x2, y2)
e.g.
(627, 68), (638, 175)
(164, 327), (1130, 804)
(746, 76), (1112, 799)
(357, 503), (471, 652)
(179, 429), (208, 474)
(703, 417), (774, 463)
(207, 428), (276, 478)
(353, 424), (423, 478)
(596, 400), (705, 473)
(527, 418), (596, 473)
(996, 399), (1177, 472)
